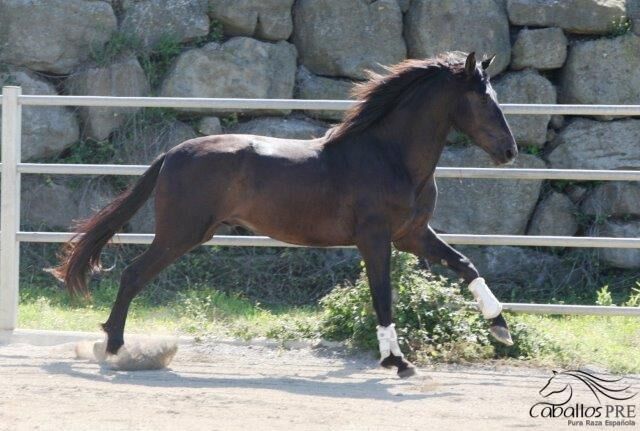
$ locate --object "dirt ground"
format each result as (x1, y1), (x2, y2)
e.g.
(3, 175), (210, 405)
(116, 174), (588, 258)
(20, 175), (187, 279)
(0, 333), (636, 431)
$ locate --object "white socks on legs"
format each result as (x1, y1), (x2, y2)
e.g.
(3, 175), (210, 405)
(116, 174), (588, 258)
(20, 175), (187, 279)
(468, 277), (502, 319)
(376, 323), (403, 359)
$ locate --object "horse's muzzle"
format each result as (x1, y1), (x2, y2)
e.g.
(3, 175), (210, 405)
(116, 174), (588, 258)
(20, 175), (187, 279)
(491, 145), (518, 165)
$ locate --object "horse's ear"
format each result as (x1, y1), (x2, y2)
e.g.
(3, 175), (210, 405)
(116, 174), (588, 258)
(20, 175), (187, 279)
(464, 52), (476, 76)
(481, 55), (495, 71)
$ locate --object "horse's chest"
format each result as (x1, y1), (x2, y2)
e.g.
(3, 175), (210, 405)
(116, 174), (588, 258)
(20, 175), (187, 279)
(389, 183), (437, 236)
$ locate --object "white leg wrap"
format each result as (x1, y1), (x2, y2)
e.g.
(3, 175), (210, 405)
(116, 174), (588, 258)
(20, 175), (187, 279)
(468, 277), (502, 319)
(376, 324), (403, 359)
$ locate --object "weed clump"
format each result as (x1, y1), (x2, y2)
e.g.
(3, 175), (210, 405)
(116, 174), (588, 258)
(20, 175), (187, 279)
(319, 251), (492, 362)
(319, 251), (564, 364)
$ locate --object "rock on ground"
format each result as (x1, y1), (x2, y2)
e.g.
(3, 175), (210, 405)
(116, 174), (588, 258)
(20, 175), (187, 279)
(597, 220), (640, 269)
(208, 0), (294, 41)
(295, 66), (354, 122)
(197, 117), (223, 136)
(511, 28), (567, 70)
(631, 1), (640, 36)
(527, 192), (578, 237)
(457, 245), (569, 290)
(120, 0), (210, 49)
(431, 146), (545, 235)
(493, 70), (556, 147)
(506, 0), (627, 34)
(66, 55), (150, 141)
(117, 120), (198, 233)
(581, 182), (640, 217)
(0, 68), (79, 161)
(292, 0), (406, 79)
(565, 184), (589, 204)
(560, 34), (640, 110)
(21, 177), (114, 229)
(548, 119), (640, 170)
(229, 116), (329, 140)
(160, 38), (297, 114)
(0, 0), (116, 74)
(405, 0), (511, 75)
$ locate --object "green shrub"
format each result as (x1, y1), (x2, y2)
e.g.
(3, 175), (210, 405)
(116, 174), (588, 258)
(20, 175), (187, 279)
(608, 17), (632, 38)
(596, 285), (614, 306)
(318, 251), (568, 364)
(491, 316), (565, 360)
(319, 251), (493, 362)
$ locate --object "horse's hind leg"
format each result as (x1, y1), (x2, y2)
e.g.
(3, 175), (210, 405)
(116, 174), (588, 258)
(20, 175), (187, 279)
(102, 222), (218, 354)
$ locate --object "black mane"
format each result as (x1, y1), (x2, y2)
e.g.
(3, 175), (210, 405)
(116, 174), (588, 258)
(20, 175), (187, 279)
(326, 52), (468, 145)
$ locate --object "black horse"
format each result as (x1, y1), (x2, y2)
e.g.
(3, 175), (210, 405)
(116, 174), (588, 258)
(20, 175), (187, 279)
(53, 52), (517, 378)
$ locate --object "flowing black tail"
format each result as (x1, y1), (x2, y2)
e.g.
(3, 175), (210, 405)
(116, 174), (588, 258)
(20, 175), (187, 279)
(51, 154), (166, 296)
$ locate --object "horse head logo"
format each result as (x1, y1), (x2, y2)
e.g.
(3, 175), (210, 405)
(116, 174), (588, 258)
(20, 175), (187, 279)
(539, 370), (637, 406)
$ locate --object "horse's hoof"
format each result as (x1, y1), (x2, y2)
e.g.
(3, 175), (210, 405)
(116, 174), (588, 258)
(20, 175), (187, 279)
(398, 365), (417, 379)
(380, 354), (417, 378)
(106, 337), (124, 355)
(380, 354), (397, 369)
(490, 325), (514, 346)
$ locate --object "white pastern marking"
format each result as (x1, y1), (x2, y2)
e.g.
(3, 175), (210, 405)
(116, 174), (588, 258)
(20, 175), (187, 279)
(376, 323), (404, 360)
(468, 277), (502, 319)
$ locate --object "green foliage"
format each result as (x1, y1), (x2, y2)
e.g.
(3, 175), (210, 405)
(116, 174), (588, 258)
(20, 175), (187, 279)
(88, 31), (178, 88)
(88, 30), (202, 89)
(624, 284), (640, 307)
(139, 33), (183, 89)
(522, 145), (541, 156)
(57, 139), (118, 165)
(491, 316), (565, 360)
(608, 17), (632, 38)
(90, 32), (142, 67)
(319, 251), (570, 364)
(221, 113), (239, 129)
(116, 106), (179, 137)
(20, 243), (637, 370)
(320, 252), (493, 362)
(596, 285), (613, 306)
(176, 289), (262, 335)
(549, 179), (603, 194)
(155, 246), (360, 305)
(194, 18), (224, 46)
(22, 242), (360, 307)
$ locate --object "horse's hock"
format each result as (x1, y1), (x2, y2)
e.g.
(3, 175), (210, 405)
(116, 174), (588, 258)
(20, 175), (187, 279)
(0, 0), (638, 280)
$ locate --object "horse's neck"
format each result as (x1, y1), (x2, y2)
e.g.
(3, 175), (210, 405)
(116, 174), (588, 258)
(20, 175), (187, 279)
(375, 97), (453, 189)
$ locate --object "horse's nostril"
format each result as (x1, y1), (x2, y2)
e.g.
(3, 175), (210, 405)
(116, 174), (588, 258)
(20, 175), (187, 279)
(505, 148), (515, 159)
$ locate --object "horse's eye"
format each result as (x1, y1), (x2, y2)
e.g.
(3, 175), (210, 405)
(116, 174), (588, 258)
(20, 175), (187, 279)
(482, 94), (491, 103)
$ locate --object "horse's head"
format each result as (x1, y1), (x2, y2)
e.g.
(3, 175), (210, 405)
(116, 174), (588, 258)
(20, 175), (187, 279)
(539, 370), (637, 405)
(539, 370), (572, 400)
(452, 52), (517, 165)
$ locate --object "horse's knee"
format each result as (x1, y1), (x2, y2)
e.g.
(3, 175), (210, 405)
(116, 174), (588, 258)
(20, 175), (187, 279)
(459, 257), (480, 281)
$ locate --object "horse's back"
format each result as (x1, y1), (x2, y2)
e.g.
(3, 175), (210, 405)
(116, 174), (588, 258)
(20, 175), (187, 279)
(157, 134), (356, 246)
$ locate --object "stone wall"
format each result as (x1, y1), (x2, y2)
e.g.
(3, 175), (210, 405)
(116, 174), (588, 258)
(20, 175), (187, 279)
(1, 0), (639, 278)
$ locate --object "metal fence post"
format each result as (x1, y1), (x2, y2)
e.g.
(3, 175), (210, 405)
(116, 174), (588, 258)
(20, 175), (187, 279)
(1, 86), (22, 330)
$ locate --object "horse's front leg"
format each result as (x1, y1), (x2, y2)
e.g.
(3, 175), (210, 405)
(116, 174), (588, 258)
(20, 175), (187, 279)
(394, 225), (513, 346)
(356, 219), (416, 378)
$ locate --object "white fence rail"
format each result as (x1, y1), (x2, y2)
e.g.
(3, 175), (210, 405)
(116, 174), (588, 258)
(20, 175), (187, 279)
(1, 86), (639, 330)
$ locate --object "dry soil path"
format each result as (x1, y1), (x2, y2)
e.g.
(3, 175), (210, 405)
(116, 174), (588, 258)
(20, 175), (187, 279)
(1, 334), (636, 430)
